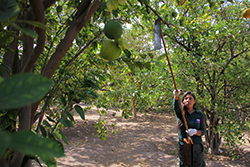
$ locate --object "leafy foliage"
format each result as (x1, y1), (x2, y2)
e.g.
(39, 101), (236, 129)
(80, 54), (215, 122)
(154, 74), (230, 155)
(161, 0), (250, 153)
(0, 0), (250, 166)
(0, 74), (63, 165)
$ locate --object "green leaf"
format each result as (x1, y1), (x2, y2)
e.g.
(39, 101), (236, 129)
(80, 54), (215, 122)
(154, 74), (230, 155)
(0, 73), (53, 110)
(0, 115), (11, 129)
(106, 0), (119, 12)
(0, 31), (14, 46)
(46, 116), (56, 123)
(15, 20), (50, 31)
(56, 5), (63, 14)
(1, 63), (12, 75)
(82, 79), (100, 90)
(0, 110), (7, 117)
(139, 54), (147, 59)
(138, 0), (149, 6)
(0, 0), (20, 21)
(84, 90), (98, 99)
(53, 130), (61, 140)
(157, 53), (167, 61)
(148, 53), (154, 59)
(59, 129), (68, 145)
(8, 110), (17, 120)
(39, 125), (47, 137)
(0, 130), (11, 158)
(135, 61), (144, 70)
(9, 22), (38, 39)
(144, 62), (151, 70)
(74, 105), (85, 120)
(118, 0), (126, 6)
(67, 90), (74, 103)
(91, 72), (106, 81)
(42, 157), (57, 167)
(66, 111), (74, 123)
(60, 117), (73, 127)
(124, 49), (132, 58)
(43, 120), (51, 128)
(116, 37), (130, 50)
(58, 93), (66, 106)
(10, 131), (64, 160)
(4, 148), (14, 159)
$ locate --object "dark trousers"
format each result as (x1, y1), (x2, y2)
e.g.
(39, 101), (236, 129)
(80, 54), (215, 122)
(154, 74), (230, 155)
(178, 143), (206, 167)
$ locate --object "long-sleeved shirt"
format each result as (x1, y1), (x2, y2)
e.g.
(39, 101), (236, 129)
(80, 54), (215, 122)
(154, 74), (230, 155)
(173, 99), (205, 145)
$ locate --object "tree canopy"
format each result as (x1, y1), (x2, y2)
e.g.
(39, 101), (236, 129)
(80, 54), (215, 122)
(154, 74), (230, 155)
(0, 0), (250, 166)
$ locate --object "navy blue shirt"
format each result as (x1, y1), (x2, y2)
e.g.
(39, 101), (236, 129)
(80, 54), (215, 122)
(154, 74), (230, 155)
(173, 99), (205, 145)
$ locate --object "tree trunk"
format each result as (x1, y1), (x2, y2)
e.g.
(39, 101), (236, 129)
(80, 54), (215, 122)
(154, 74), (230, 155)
(41, 0), (103, 79)
(203, 105), (221, 154)
(132, 96), (137, 119)
(206, 116), (221, 154)
(10, 152), (24, 167)
(11, 106), (31, 167)
(212, 132), (221, 154)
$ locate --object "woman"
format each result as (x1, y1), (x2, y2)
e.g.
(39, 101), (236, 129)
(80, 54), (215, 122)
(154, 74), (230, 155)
(173, 91), (206, 167)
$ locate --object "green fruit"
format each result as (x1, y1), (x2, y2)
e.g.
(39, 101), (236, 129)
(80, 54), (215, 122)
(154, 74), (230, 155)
(100, 40), (121, 61)
(172, 11), (178, 18)
(104, 20), (123, 40)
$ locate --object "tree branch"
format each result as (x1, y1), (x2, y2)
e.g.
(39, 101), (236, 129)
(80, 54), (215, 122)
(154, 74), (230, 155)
(192, 73), (210, 93)
(74, 0), (92, 21)
(214, 37), (226, 56)
(43, 0), (57, 9)
(218, 47), (249, 76)
(42, 0), (103, 78)
(22, 0), (45, 72)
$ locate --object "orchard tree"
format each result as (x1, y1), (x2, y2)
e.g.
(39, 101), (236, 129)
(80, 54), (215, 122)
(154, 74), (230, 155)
(162, 0), (250, 154)
(0, 0), (112, 166)
(97, 0), (250, 156)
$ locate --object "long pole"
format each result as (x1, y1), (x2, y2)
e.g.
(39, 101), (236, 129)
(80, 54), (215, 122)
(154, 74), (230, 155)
(160, 30), (190, 134)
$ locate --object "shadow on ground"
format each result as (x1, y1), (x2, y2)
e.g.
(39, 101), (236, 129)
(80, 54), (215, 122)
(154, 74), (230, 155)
(33, 105), (250, 167)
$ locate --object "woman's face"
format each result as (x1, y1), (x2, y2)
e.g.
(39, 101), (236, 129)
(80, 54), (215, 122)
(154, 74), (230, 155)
(183, 94), (197, 109)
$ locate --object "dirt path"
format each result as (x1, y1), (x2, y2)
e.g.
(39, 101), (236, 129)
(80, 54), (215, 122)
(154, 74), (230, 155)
(33, 105), (250, 167)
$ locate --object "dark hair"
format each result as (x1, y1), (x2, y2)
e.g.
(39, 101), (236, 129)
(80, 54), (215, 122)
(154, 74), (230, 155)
(181, 91), (197, 108)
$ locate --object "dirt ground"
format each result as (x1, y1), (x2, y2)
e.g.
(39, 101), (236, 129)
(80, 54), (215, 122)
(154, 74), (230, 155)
(33, 104), (250, 167)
